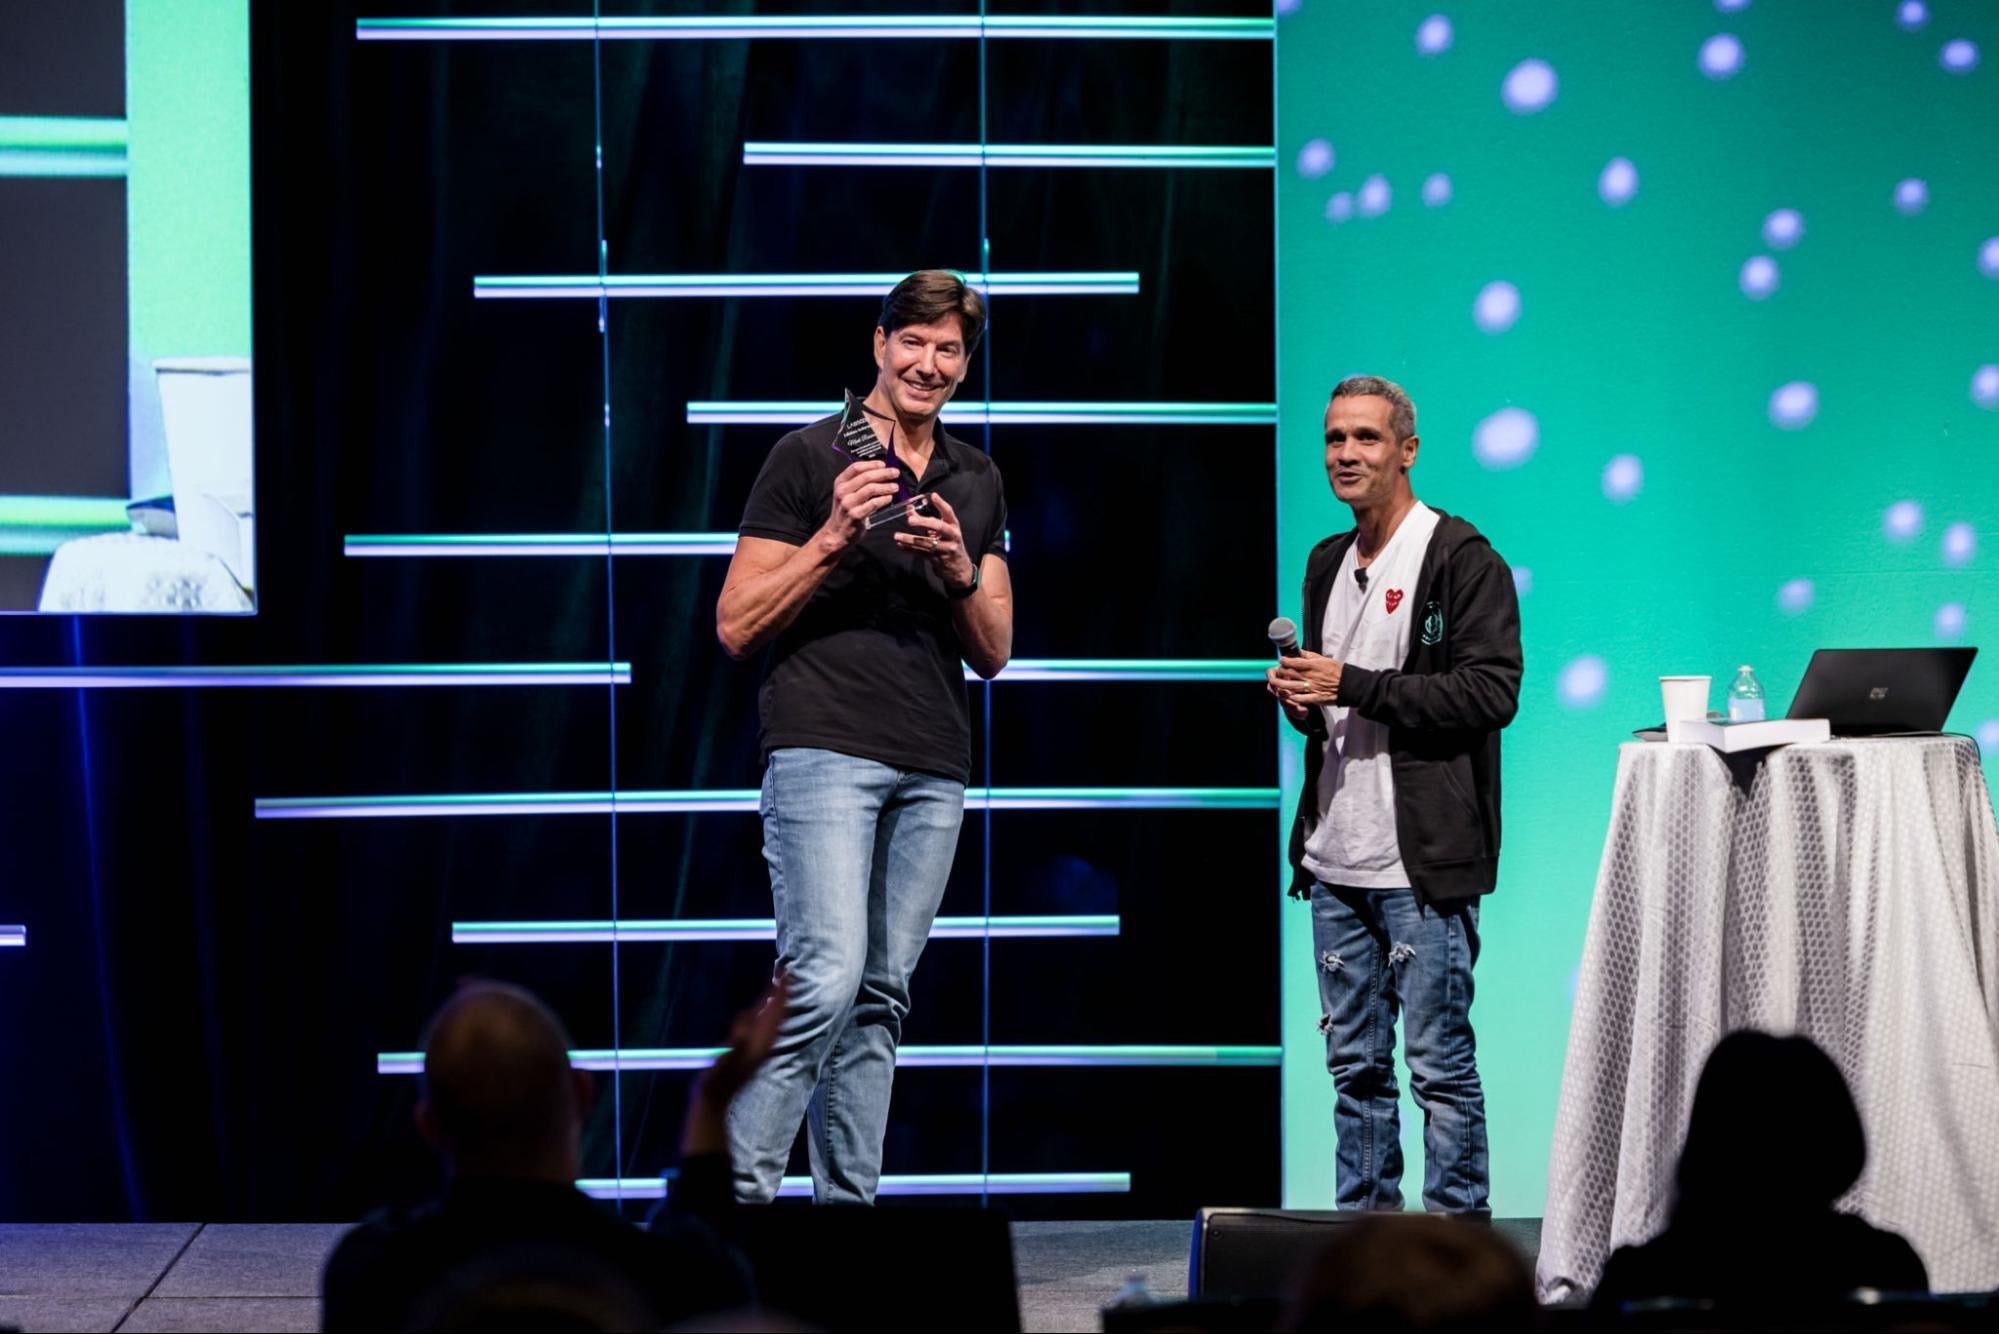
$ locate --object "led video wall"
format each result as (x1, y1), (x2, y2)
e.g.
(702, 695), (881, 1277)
(0, 1), (253, 614)
(0, 0), (1283, 1223)
(1276, 0), (1999, 1213)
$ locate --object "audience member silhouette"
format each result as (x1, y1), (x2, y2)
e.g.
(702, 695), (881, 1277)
(1589, 1029), (1928, 1314)
(322, 977), (784, 1331)
(398, 1244), (664, 1332)
(1279, 1213), (1537, 1331)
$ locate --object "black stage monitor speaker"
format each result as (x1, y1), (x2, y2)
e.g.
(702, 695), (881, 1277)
(1190, 1207), (1368, 1301)
(1104, 1297), (1286, 1333)
(730, 1204), (1021, 1331)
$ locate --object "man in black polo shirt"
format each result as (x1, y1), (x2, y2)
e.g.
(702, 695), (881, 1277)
(715, 270), (1013, 1203)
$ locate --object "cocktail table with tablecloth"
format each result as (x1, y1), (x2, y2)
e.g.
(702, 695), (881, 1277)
(1537, 735), (1999, 1301)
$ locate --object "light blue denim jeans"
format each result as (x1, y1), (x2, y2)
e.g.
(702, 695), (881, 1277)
(1309, 881), (1489, 1215)
(726, 747), (965, 1204)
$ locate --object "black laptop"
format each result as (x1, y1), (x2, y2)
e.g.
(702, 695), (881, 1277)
(1785, 648), (1977, 735)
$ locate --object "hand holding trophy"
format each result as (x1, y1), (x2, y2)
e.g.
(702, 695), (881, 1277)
(830, 390), (933, 533)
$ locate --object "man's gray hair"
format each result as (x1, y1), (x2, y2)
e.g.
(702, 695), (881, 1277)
(1330, 375), (1417, 441)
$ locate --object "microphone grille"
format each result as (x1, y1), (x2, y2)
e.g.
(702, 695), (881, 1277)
(1267, 616), (1298, 644)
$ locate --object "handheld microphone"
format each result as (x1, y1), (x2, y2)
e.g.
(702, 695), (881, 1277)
(1267, 616), (1302, 659)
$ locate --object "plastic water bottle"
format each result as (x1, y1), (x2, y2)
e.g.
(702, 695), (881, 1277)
(1727, 665), (1766, 722)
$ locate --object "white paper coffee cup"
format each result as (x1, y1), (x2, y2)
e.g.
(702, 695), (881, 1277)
(1660, 675), (1711, 723)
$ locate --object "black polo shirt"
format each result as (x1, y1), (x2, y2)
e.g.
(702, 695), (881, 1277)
(737, 411), (1007, 784)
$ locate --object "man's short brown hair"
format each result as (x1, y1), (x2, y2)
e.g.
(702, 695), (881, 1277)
(880, 270), (987, 351)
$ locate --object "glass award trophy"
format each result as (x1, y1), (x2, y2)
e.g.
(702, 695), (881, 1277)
(832, 390), (932, 531)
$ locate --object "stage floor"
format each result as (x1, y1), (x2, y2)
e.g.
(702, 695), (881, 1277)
(0, 1218), (1543, 1332)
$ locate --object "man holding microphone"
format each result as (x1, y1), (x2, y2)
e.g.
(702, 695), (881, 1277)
(1269, 374), (1522, 1215)
(715, 271), (1012, 1204)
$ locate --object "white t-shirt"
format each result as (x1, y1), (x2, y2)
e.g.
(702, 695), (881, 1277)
(1302, 501), (1440, 889)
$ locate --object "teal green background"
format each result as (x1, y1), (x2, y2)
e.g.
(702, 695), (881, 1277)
(125, 0), (252, 502)
(1277, 1), (1999, 1213)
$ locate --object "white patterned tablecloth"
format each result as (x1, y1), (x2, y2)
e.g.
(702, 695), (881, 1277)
(1537, 736), (1999, 1301)
(38, 531), (251, 613)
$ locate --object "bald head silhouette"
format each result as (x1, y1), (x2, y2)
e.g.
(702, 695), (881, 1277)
(416, 981), (592, 1181)
(1280, 1213), (1536, 1331)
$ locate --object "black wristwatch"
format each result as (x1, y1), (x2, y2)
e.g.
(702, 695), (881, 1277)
(946, 563), (981, 600)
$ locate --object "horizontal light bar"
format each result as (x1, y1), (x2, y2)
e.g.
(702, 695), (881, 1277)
(0, 926), (23, 948)
(258, 788), (1277, 819)
(377, 1049), (720, 1074)
(0, 117), (127, 178)
(909, 1045), (1280, 1067)
(474, 271), (1138, 299)
(744, 142), (1275, 169)
(381, 1045), (1276, 1074)
(990, 659), (1266, 682)
(579, 1172), (1130, 1201)
(258, 791), (757, 818)
(358, 16), (1271, 41)
(452, 914), (1121, 943)
(0, 496), (134, 555)
(0, 664), (631, 687)
(686, 400), (1277, 426)
(343, 543), (1281, 625)
(346, 533), (736, 557)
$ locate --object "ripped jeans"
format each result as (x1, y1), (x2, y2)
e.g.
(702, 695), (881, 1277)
(1309, 881), (1488, 1214)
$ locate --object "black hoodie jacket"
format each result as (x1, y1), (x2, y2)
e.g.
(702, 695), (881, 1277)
(1285, 509), (1523, 905)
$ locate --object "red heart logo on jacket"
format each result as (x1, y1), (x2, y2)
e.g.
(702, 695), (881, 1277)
(1385, 588), (1405, 614)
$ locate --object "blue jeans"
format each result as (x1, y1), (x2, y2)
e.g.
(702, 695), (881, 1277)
(1309, 881), (1488, 1214)
(726, 747), (965, 1204)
